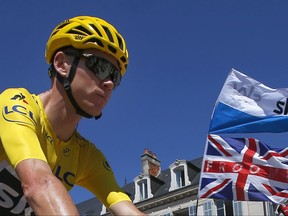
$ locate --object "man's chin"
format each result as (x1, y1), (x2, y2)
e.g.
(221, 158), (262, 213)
(92, 108), (103, 117)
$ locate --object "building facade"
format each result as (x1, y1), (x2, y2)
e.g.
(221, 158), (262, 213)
(76, 149), (278, 216)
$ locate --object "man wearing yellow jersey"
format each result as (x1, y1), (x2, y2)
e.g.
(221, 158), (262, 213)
(0, 16), (146, 215)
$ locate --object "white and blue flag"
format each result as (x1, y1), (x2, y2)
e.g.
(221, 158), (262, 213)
(209, 69), (288, 134)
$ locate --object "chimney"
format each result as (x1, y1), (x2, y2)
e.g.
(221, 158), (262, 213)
(141, 148), (161, 177)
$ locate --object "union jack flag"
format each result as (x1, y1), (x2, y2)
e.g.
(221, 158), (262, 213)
(198, 134), (288, 204)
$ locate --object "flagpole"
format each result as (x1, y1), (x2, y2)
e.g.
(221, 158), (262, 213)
(262, 201), (267, 216)
(195, 197), (199, 216)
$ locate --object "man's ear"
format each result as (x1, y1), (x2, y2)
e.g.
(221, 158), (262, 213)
(53, 51), (69, 78)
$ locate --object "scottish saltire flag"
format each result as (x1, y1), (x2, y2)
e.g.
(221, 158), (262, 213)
(198, 134), (288, 204)
(209, 69), (288, 134)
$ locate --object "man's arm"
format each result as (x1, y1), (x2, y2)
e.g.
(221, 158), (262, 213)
(16, 158), (79, 215)
(109, 200), (147, 216)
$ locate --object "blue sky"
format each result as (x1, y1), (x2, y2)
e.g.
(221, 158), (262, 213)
(1, 1), (288, 204)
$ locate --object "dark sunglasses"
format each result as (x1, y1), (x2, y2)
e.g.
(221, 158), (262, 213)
(81, 53), (121, 89)
(62, 48), (121, 89)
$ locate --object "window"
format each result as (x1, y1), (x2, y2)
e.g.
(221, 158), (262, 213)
(133, 175), (152, 202)
(175, 167), (185, 188)
(204, 200), (212, 216)
(233, 201), (242, 216)
(139, 179), (148, 200)
(265, 202), (275, 216)
(169, 160), (191, 191)
(189, 204), (197, 216)
(215, 200), (225, 216)
(162, 213), (172, 216)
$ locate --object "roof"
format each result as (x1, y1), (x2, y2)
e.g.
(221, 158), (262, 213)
(76, 156), (203, 215)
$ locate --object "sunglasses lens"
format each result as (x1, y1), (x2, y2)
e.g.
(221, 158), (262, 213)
(112, 71), (121, 87)
(85, 56), (121, 88)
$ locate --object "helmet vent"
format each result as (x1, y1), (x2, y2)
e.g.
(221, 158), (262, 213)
(51, 30), (59, 37)
(89, 24), (103, 37)
(50, 23), (70, 37)
(120, 56), (127, 63)
(68, 26), (92, 36)
(116, 35), (124, 51)
(56, 22), (69, 31)
(102, 26), (114, 43)
(108, 45), (117, 54)
(85, 38), (104, 47)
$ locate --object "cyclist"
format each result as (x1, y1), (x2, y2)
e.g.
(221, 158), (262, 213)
(0, 16), (146, 215)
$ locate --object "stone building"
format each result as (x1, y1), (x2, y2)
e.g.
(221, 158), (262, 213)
(76, 149), (277, 215)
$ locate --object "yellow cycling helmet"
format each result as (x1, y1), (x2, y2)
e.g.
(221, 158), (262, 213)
(45, 16), (129, 76)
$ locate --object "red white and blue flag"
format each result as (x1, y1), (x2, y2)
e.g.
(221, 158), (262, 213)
(198, 134), (288, 204)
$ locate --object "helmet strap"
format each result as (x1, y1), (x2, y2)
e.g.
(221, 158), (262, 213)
(51, 56), (102, 120)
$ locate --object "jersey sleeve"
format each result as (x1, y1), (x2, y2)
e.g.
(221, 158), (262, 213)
(75, 142), (131, 208)
(0, 88), (47, 168)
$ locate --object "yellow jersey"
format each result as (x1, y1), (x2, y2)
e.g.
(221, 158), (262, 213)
(0, 88), (130, 215)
